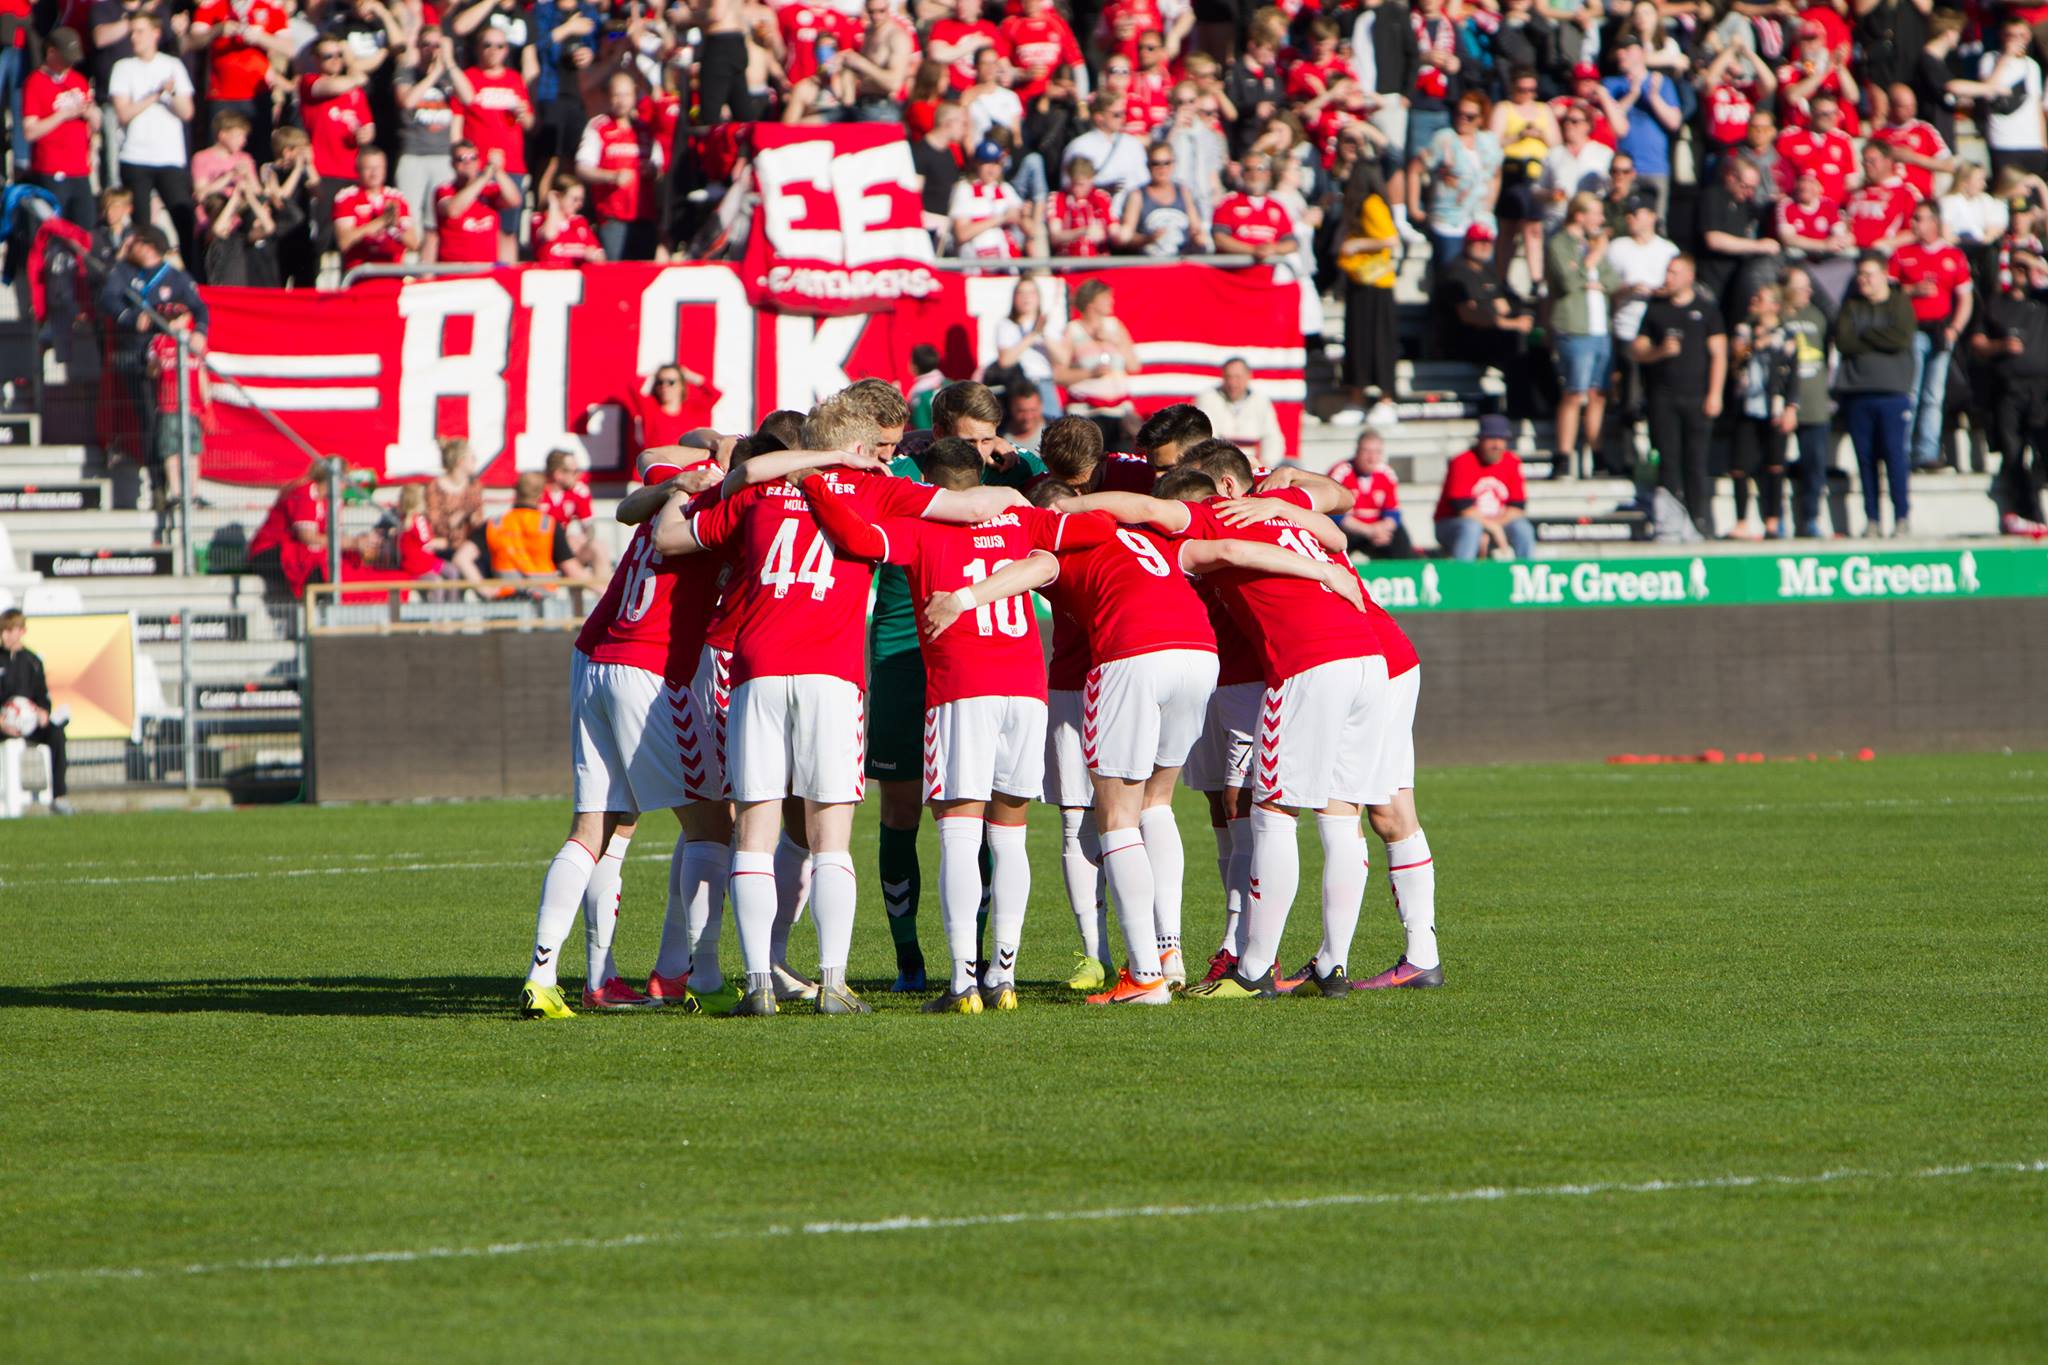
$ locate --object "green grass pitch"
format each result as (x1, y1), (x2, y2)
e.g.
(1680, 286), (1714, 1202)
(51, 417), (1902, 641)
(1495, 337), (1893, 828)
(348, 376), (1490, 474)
(3, 754), (2045, 1361)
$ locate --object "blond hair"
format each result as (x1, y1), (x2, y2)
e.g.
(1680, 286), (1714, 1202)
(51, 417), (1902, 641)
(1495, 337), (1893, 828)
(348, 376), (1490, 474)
(801, 397), (881, 453)
(396, 484), (427, 520)
(438, 436), (471, 474)
(839, 377), (910, 429)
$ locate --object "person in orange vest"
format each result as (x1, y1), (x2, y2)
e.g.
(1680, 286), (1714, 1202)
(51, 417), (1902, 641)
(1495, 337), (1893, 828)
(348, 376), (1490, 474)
(486, 472), (573, 590)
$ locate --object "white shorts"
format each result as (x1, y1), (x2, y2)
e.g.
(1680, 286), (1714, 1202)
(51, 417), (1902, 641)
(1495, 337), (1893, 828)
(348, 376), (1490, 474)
(571, 652), (691, 815)
(1254, 654), (1391, 811)
(682, 644), (733, 801)
(1042, 689), (1092, 807)
(925, 694), (1048, 803)
(1082, 649), (1219, 781)
(1367, 665), (1421, 806)
(1182, 680), (1263, 793)
(727, 673), (866, 805)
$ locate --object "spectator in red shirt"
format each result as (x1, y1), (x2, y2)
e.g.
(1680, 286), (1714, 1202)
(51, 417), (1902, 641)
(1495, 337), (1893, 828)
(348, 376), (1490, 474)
(1000, 0), (1082, 103)
(1329, 429), (1414, 559)
(531, 179), (604, 265)
(300, 39), (376, 188)
(332, 146), (420, 268)
(1433, 413), (1533, 559)
(1870, 84), (1955, 203)
(1552, 64), (1621, 151)
(928, 0), (1005, 92)
(186, 0), (293, 155)
(1699, 39), (1778, 163)
(1046, 155), (1113, 256)
(1889, 201), (1974, 471)
(1210, 153), (1297, 262)
(20, 28), (98, 228)
(632, 363), (721, 447)
(428, 141), (518, 264)
(1774, 92), (1855, 204)
(450, 26), (535, 228)
(1776, 20), (1860, 136)
(248, 459), (331, 598)
(575, 72), (656, 261)
(1776, 167), (1854, 306)
(1845, 142), (1920, 254)
(541, 448), (610, 579)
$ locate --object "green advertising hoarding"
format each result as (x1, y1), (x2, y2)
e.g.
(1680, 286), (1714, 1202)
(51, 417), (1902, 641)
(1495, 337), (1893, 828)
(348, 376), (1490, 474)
(1350, 546), (2048, 612)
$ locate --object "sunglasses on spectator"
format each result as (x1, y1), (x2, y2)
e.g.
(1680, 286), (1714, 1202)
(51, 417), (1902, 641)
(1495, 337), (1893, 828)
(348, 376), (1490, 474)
(1106, 65), (1131, 74)
(320, 49), (345, 60)
(654, 377), (681, 387)
(1455, 108), (1479, 120)
(1564, 113), (1588, 124)
(1140, 40), (1163, 49)
(1150, 156), (1174, 167)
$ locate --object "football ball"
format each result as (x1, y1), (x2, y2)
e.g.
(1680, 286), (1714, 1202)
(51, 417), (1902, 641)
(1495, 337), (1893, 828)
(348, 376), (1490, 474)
(1, 694), (38, 736)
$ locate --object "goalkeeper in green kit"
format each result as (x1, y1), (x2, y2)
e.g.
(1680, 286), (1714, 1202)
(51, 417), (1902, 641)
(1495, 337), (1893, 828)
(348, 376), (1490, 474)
(841, 379), (1046, 990)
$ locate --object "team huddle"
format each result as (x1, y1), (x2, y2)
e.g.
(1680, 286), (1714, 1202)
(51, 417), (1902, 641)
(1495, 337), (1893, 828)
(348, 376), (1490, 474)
(518, 378), (1442, 1019)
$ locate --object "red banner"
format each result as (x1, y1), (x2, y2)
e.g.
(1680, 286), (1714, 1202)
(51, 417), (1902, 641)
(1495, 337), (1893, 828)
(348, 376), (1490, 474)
(196, 262), (1303, 487)
(741, 123), (942, 317)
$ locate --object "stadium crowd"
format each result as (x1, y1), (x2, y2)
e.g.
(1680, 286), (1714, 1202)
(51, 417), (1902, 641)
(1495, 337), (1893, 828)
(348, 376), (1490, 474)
(6, 0), (2048, 543)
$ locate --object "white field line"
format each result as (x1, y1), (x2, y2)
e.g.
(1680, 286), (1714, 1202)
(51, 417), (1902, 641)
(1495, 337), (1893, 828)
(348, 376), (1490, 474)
(10, 1158), (2044, 1286)
(0, 852), (672, 890)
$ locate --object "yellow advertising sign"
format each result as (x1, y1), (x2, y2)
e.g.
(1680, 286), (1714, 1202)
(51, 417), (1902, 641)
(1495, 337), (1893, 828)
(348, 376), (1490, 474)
(21, 613), (139, 742)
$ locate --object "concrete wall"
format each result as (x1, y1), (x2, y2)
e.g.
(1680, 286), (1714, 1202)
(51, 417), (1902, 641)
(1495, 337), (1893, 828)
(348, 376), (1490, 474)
(307, 599), (2048, 801)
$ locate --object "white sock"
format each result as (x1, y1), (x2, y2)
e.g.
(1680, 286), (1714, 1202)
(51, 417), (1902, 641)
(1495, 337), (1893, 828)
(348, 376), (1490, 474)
(1242, 806), (1299, 979)
(1315, 813), (1368, 974)
(1099, 827), (1161, 978)
(1085, 815), (1112, 964)
(1211, 822), (1232, 950)
(1060, 807), (1103, 962)
(529, 838), (596, 988)
(771, 831), (811, 970)
(809, 850), (856, 973)
(1386, 831), (1439, 970)
(584, 831), (630, 986)
(985, 821), (1029, 986)
(936, 815), (983, 991)
(1138, 805), (1184, 958)
(729, 849), (777, 978)
(1226, 814), (1253, 955)
(657, 837), (728, 982)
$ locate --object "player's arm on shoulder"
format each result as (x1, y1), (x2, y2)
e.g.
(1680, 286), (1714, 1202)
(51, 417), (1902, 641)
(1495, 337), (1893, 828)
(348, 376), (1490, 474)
(1256, 464), (1349, 514)
(1044, 507), (1117, 549)
(739, 446), (888, 488)
(1062, 490), (1191, 532)
(651, 487), (728, 556)
(1218, 492), (1348, 553)
(923, 551), (1058, 638)
(1180, 537), (1366, 610)
(924, 484), (1027, 523)
(797, 473), (895, 560)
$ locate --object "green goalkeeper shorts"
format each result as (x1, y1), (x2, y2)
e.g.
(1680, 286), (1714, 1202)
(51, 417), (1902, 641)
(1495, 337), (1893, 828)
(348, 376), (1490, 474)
(864, 648), (928, 781)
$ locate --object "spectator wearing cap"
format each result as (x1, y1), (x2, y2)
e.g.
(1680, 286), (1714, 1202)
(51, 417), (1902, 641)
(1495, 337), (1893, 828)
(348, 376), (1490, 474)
(1430, 221), (1542, 418)
(1631, 253), (1727, 536)
(1330, 429), (1415, 558)
(1604, 36), (1684, 219)
(1062, 92), (1148, 198)
(1195, 358), (1285, 468)
(21, 28), (99, 230)
(951, 138), (1030, 259)
(1433, 413), (1534, 559)
(1410, 88), (1501, 271)
(1698, 154), (1780, 315)
(1977, 19), (2044, 185)
(106, 12), (196, 266)
(1552, 62), (1619, 150)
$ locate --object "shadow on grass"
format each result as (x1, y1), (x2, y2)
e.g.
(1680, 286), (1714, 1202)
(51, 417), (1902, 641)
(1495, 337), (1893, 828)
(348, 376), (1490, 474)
(0, 976), (525, 1018)
(0, 977), (1100, 1018)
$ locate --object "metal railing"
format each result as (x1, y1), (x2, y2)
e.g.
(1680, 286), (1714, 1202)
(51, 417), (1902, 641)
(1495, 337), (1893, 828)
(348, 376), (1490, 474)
(333, 253), (1263, 291)
(305, 575), (602, 634)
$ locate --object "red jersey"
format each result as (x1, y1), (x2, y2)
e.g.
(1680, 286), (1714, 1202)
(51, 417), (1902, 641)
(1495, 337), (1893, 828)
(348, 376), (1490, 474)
(1047, 186), (1114, 256)
(1775, 127), (1855, 204)
(1285, 54), (1348, 103)
(1329, 461), (1399, 522)
(1777, 195), (1840, 245)
(332, 185), (413, 266)
(637, 92), (679, 156)
(147, 332), (206, 418)
(573, 517), (709, 681)
(1871, 119), (1949, 200)
(1000, 12), (1082, 100)
(396, 513), (441, 578)
(540, 480), (593, 526)
(194, 0), (286, 101)
(871, 507), (1088, 705)
(577, 114), (653, 224)
(1037, 525), (1215, 668)
(534, 213), (602, 265)
(779, 2), (863, 83)
(633, 384), (722, 447)
(929, 17), (1005, 89)
(1550, 96), (1617, 150)
(432, 179), (507, 263)
(249, 481), (326, 558)
(1846, 177), (1920, 251)
(1211, 193), (1295, 249)
(1173, 497), (1378, 688)
(1432, 450), (1527, 522)
(1776, 61), (1859, 135)
(1124, 74), (1169, 132)
(1889, 241), (1972, 325)
(300, 75), (373, 179)
(1705, 82), (1756, 148)
(688, 469), (936, 687)
(23, 67), (93, 177)
(457, 67), (531, 175)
